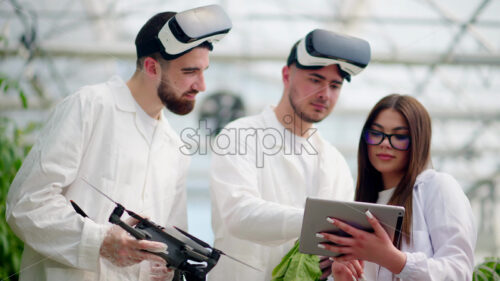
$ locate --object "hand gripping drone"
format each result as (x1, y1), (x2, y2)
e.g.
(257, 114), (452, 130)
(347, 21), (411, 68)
(71, 178), (260, 281)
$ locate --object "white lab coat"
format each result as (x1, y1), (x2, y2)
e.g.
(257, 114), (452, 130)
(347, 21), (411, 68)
(6, 76), (189, 281)
(208, 106), (354, 281)
(364, 169), (477, 281)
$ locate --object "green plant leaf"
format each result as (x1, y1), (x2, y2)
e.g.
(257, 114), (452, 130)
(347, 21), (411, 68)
(272, 241), (321, 281)
(19, 90), (28, 109)
(272, 241), (299, 281)
(284, 251), (321, 281)
(473, 257), (500, 281)
(0, 117), (27, 281)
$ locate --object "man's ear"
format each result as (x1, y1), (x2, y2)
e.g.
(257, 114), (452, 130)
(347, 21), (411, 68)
(143, 57), (161, 77)
(282, 65), (290, 86)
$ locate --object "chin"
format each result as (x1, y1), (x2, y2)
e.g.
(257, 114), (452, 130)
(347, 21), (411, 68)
(167, 103), (195, 115)
(376, 163), (405, 175)
(300, 113), (325, 123)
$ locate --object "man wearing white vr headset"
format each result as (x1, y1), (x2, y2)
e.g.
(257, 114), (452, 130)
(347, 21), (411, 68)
(6, 5), (230, 281)
(209, 29), (370, 281)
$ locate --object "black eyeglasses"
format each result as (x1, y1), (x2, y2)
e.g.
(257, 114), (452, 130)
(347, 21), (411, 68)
(363, 129), (411, 151)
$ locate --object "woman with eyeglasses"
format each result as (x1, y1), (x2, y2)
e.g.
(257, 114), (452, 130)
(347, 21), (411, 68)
(319, 94), (477, 281)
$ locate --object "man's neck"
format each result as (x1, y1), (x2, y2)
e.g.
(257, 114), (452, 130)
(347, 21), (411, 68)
(126, 74), (163, 120)
(273, 104), (313, 138)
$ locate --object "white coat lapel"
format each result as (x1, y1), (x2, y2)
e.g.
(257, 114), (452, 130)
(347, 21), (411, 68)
(133, 113), (151, 146)
(111, 75), (150, 146)
(151, 113), (178, 152)
(281, 152), (303, 181)
(262, 107), (304, 185)
(261, 107), (306, 204)
(315, 135), (335, 198)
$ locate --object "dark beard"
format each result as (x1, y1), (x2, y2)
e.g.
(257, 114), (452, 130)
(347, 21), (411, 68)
(157, 80), (196, 115)
(288, 87), (325, 123)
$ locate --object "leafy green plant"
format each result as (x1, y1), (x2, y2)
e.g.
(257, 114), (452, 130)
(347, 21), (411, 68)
(0, 118), (37, 281)
(272, 241), (322, 281)
(473, 257), (500, 281)
(0, 117), (29, 281)
(0, 75), (28, 109)
(1, 26), (42, 281)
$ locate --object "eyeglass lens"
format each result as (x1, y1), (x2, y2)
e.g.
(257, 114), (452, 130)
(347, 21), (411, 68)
(364, 129), (410, 151)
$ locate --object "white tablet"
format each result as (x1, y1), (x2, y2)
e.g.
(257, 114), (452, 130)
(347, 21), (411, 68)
(299, 197), (405, 257)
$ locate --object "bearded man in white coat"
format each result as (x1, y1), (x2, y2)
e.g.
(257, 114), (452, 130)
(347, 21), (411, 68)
(208, 29), (371, 281)
(6, 5), (231, 281)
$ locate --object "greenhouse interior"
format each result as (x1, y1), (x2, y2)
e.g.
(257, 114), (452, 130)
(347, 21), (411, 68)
(1, 0), (499, 279)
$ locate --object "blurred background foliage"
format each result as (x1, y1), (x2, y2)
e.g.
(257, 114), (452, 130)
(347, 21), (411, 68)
(0, 72), (39, 280)
(0, 119), (24, 280)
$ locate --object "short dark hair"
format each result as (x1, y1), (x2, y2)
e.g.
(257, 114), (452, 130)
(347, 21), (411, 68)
(135, 12), (213, 69)
(134, 12), (174, 69)
(136, 12), (175, 55)
(286, 40), (301, 67)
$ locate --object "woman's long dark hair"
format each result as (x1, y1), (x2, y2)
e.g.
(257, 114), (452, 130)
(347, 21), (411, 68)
(355, 94), (432, 245)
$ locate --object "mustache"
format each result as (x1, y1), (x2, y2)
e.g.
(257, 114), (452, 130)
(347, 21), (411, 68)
(183, 90), (199, 96)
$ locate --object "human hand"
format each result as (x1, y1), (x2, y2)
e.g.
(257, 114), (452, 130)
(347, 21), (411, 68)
(100, 217), (168, 267)
(150, 261), (174, 281)
(319, 256), (332, 280)
(331, 259), (364, 281)
(319, 210), (406, 274)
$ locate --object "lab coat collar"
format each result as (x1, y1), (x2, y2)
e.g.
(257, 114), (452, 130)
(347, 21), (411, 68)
(108, 75), (136, 113)
(261, 106), (327, 154)
(261, 106), (321, 148)
(261, 106), (335, 196)
(107, 76), (178, 147)
(261, 106), (285, 148)
(269, 106), (340, 198)
(158, 111), (177, 142)
(151, 111), (181, 150)
(415, 169), (435, 185)
(108, 76), (155, 145)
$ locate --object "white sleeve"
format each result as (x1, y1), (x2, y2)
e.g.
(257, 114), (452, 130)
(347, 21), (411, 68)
(397, 173), (477, 281)
(6, 93), (108, 271)
(210, 127), (303, 246)
(166, 155), (190, 231)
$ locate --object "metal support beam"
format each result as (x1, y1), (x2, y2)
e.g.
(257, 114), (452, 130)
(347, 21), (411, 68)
(425, 0), (496, 53)
(3, 94), (499, 121)
(415, 0), (492, 95)
(2, 44), (500, 66)
(81, 0), (116, 42)
(2, 10), (500, 28)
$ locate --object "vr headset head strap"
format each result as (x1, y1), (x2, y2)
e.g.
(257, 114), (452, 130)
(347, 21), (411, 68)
(136, 5), (231, 61)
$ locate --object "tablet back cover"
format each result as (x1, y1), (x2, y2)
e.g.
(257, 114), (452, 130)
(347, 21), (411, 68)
(299, 197), (405, 257)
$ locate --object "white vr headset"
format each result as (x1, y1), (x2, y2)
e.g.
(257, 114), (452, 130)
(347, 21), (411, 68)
(137, 5), (232, 60)
(288, 29), (371, 81)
